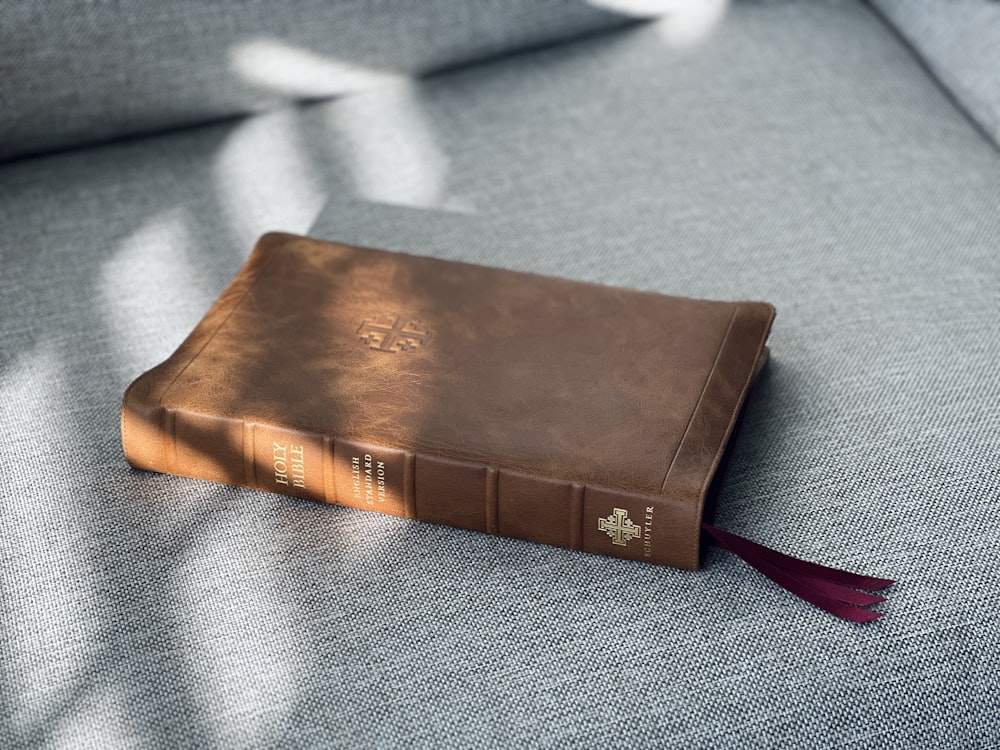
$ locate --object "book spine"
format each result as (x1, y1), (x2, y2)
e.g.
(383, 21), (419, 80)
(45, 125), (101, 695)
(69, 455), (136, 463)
(121, 401), (701, 570)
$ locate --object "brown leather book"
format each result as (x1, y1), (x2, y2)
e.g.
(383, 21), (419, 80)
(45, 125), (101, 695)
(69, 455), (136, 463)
(122, 232), (774, 571)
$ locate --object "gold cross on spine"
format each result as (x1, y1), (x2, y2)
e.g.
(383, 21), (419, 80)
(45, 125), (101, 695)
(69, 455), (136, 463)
(598, 508), (642, 547)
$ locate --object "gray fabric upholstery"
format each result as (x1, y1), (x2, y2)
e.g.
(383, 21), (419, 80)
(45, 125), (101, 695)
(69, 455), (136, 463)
(0, 0), (643, 163)
(2, 1), (999, 747)
(872, 0), (1000, 148)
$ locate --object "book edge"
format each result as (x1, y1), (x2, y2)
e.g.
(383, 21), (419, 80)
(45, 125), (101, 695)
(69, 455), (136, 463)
(659, 302), (776, 570)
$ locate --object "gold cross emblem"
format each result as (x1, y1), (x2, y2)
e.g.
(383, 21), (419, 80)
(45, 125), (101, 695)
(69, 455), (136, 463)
(358, 316), (433, 353)
(598, 508), (642, 547)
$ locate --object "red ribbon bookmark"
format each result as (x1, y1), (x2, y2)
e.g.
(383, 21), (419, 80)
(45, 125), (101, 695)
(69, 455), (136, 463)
(701, 523), (893, 623)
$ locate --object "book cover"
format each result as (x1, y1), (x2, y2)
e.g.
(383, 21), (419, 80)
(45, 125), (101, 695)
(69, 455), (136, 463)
(122, 232), (775, 571)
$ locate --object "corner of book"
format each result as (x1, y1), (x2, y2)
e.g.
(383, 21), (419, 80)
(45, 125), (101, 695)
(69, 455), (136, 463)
(120, 370), (167, 473)
(742, 300), (776, 330)
(253, 231), (303, 256)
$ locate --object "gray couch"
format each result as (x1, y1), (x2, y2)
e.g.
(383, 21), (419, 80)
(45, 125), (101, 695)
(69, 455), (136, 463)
(2, 2), (998, 747)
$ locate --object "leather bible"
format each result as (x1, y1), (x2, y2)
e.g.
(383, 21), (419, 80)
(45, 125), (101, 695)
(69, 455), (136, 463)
(122, 232), (892, 620)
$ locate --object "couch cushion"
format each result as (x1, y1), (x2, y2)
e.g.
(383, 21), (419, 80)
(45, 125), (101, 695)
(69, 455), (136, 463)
(2, 1), (998, 747)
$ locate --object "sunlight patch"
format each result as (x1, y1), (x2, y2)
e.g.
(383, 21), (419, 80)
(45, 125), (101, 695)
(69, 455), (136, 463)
(326, 82), (472, 212)
(213, 109), (326, 246)
(98, 209), (213, 375)
(230, 37), (403, 99)
(587, 0), (728, 48)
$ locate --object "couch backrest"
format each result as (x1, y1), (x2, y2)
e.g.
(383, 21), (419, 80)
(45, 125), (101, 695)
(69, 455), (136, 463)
(0, 0), (649, 163)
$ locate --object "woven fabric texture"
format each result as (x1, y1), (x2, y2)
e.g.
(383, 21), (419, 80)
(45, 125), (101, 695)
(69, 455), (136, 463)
(2, 1), (999, 747)
(872, 0), (1000, 148)
(0, 0), (641, 163)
